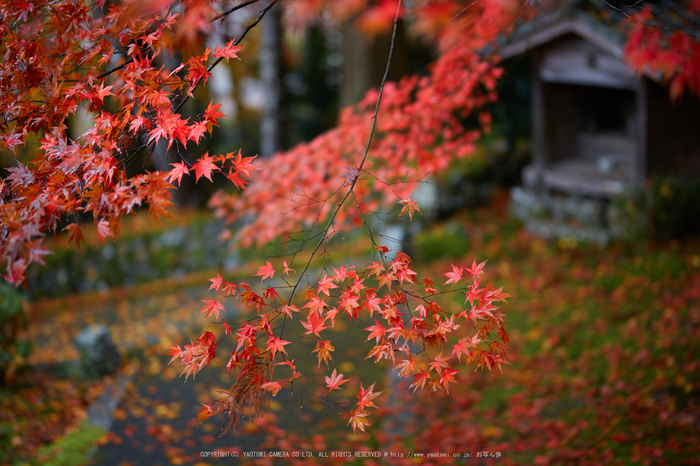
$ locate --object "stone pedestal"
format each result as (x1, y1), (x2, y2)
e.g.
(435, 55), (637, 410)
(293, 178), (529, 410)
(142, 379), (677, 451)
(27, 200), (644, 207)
(74, 325), (121, 378)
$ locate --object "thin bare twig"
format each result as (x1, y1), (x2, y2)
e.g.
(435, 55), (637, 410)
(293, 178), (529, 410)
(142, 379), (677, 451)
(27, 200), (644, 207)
(172, 0), (278, 114)
(97, 57), (133, 80)
(453, 0), (480, 19)
(279, 0), (403, 339)
(213, 0), (260, 22)
(601, 0), (700, 38)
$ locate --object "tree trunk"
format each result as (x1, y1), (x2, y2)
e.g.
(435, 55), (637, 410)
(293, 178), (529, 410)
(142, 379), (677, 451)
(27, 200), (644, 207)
(259, 1), (283, 157)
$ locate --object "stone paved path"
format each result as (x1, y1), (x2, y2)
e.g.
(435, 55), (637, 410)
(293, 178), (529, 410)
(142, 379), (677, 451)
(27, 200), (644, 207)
(27, 276), (383, 465)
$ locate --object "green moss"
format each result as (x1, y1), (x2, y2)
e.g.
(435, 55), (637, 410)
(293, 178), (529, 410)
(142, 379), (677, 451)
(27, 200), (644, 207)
(24, 423), (105, 466)
(413, 222), (470, 262)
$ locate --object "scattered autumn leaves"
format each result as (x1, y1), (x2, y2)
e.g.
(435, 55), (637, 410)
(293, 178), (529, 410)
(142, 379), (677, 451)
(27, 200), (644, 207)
(7, 193), (700, 465)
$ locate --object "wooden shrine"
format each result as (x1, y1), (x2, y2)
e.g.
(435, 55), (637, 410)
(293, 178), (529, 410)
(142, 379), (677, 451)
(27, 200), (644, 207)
(501, 10), (700, 198)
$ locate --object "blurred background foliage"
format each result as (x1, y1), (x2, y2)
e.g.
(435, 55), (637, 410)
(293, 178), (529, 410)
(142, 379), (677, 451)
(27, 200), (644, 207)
(0, 282), (32, 384)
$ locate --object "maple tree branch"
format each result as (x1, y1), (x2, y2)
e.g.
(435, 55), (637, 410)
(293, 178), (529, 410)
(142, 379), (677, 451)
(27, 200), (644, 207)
(299, 384), (350, 411)
(601, 0), (700, 38)
(96, 57), (134, 80)
(453, 0), (479, 19)
(213, 0), (260, 23)
(353, 0), (401, 182)
(351, 190), (378, 249)
(172, 0), (278, 115)
(279, 0), (403, 339)
(212, 0), (278, 68)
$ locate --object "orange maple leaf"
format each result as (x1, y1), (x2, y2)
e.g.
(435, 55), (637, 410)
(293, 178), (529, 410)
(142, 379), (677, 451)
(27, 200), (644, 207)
(347, 408), (370, 433)
(312, 339), (335, 368)
(398, 197), (421, 220)
(395, 357), (418, 378)
(261, 381), (282, 396)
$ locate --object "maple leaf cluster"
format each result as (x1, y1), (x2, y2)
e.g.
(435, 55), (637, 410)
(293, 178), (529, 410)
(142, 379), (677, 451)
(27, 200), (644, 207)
(4, 0), (693, 436)
(0, 0), (252, 284)
(167, 249), (510, 432)
(209, 0), (519, 248)
(623, 1), (700, 100)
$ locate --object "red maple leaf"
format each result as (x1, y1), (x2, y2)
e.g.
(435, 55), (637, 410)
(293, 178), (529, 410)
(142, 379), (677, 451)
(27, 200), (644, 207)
(451, 335), (481, 362)
(325, 368), (349, 393)
(331, 264), (355, 282)
(188, 120), (208, 143)
(428, 352), (450, 375)
(304, 295), (328, 315)
(266, 336), (291, 357)
(192, 153), (219, 182)
(200, 299), (225, 320)
(231, 149), (258, 179)
(283, 260), (295, 275)
(203, 102), (225, 127)
(164, 345), (183, 365)
(439, 367), (459, 392)
(213, 39), (243, 61)
(375, 245), (389, 255)
(148, 125), (168, 145)
(90, 83), (113, 105)
(254, 261), (275, 282)
(317, 274), (338, 296)
(443, 264), (463, 285)
(365, 261), (384, 277)
(465, 259), (487, 278)
(96, 219), (114, 245)
(166, 161), (190, 186)
(208, 272), (224, 291)
(264, 286), (279, 301)
(301, 311), (327, 336)
(3, 130), (24, 153)
(366, 342), (395, 363)
(225, 169), (248, 191)
(195, 403), (215, 425)
(280, 304), (300, 317)
(422, 278), (437, 295)
(363, 290), (382, 317)
(325, 307), (339, 328)
(395, 357), (418, 378)
(356, 382), (382, 410)
(63, 223), (85, 250)
(410, 370), (430, 392)
(364, 320), (386, 344)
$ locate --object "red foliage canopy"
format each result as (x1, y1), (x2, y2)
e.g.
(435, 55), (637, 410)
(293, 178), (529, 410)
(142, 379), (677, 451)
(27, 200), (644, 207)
(2, 0), (698, 432)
